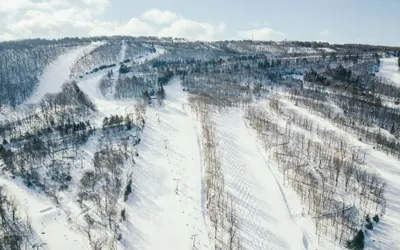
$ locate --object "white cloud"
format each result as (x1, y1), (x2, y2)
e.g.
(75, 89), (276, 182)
(0, 32), (16, 41)
(0, 0), (34, 12)
(81, 0), (108, 5)
(80, 0), (109, 14)
(141, 9), (180, 24)
(1, 7), (225, 41)
(89, 18), (155, 37)
(237, 27), (285, 41)
(159, 19), (225, 41)
(249, 21), (270, 28)
(217, 22), (226, 33)
(6, 8), (95, 38)
(0, 0), (67, 13)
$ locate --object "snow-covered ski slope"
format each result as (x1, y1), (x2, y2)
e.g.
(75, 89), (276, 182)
(366, 57), (400, 249)
(4, 39), (400, 250)
(77, 45), (212, 249)
(378, 57), (400, 86)
(77, 77), (211, 249)
(214, 111), (307, 250)
(25, 42), (103, 104)
(76, 43), (332, 250)
(121, 79), (211, 250)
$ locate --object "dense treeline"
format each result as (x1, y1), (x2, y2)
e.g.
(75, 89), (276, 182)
(0, 44), (79, 106)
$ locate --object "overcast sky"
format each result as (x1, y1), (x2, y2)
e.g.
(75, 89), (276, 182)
(0, 0), (399, 45)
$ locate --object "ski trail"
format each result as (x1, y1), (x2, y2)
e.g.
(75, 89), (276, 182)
(362, 149), (400, 250)
(193, 113), (212, 242)
(377, 57), (400, 86)
(77, 44), (166, 128)
(214, 110), (306, 250)
(124, 79), (211, 250)
(243, 119), (310, 250)
(108, 40), (127, 99)
(24, 42), (103, 105)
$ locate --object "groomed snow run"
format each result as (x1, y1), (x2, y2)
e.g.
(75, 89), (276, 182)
(122, 79), (211, 250)
(76, 66), (211, 249)
(214, 110), (307, 250)
(25, 42), (103, 104)
(377, 57), (400, 86)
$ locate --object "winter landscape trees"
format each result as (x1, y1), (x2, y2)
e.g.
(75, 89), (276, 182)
(0, 36), (399, 250)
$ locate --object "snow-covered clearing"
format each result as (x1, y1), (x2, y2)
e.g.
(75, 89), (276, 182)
(377, 57), (400, 86)
(213, 110), (307, 250)
(25, 42), (103, 104)
(77, 51), (211, 249)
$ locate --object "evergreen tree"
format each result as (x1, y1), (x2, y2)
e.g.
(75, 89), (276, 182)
(390, 124), (396, 134)
(397, 57), (400, 69)
(346, 230), (364, 250)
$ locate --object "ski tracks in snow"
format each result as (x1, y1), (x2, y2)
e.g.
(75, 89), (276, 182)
(126, 79), (211, 250)
(214, 111), (306, 250)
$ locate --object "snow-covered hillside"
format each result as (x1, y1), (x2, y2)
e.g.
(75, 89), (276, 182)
(378, 57), (400, 86)
(214, 111), (308, 249)
(1, 37), (400, 250)
(25, 42), (104, 104)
